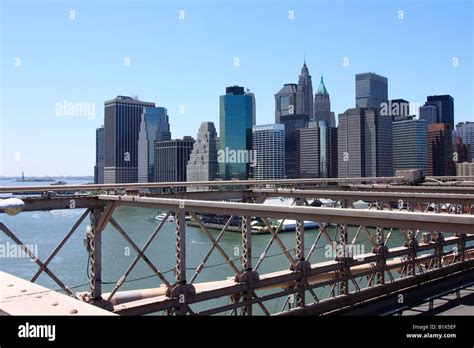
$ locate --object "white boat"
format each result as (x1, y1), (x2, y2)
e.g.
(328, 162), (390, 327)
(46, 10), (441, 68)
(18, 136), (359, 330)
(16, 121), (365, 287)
(155, 213), (175, 222)
(276, 219), (318, 231)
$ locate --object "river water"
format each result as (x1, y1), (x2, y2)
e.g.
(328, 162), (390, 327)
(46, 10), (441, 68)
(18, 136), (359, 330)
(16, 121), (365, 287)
(0, 179), (407, 314)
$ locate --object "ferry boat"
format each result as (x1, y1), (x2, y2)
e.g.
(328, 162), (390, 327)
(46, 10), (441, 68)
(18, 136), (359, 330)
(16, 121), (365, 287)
(155, 212), (175, 222)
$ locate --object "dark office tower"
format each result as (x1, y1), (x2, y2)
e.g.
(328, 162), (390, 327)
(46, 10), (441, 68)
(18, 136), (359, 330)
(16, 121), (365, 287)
(296, 62), (313, 118)
(275, 83), (298, 124)
(187, 122), (219, 183)
(297, 124), (319, 178)
(313, 76), (336, 127)
(393, 116), (428, 174)
(355, 73), (388, 109)
(219, 86), (254, 180)
(297, 121), (338, 179)
(104, 96), (155, 184)
(383, 99), (410, 121)
(94, 126), (104, 184)
(327, 126), (338, 178)
(280, 113), (309, 178)
(138, 107), (171, 183)
(338, 107), (393, 178)
(427, 123), (455, 176)
(427, 95), (454, 128)
(453, 137), (471, 163)
(155, 137), (194, 185)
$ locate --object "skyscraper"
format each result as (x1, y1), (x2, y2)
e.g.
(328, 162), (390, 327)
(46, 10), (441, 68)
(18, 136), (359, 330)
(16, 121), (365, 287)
(338, 107), (393, 177)
(297, 121), (338, 178)
(94, 126), (104, 184)
(187, 122), (219, 184)
(104, 96), (155, 184)
(219, 86), (254, 180)
(138, 107), (171, 183)
(456, 121), (474, 161)
(392, 116), (428, 174)
(419, 95), (454, 128)
(274, 83), (297, 124)
(355, 73), (388, 109)
(427, 123), (455, 176)
(280, 113), (309, 178)
(427, 95), (454, 128)
(313, 75), (336, 126)
(419, 104), (439, 124)
(252, 124), (285, 180)
(155, 137), (194, 184)
(296, 62), (313, 118)
(297, 125), (319, 178)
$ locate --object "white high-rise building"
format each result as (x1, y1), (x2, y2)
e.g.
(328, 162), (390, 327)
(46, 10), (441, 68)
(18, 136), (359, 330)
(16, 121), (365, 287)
(252, 124), (285, 180)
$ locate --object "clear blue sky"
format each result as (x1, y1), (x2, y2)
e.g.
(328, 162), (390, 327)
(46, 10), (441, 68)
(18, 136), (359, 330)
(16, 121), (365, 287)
(1, 0), (473, 176)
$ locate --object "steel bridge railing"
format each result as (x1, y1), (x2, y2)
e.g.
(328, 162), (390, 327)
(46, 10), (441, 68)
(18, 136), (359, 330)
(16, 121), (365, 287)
(1, 181), (474, 315)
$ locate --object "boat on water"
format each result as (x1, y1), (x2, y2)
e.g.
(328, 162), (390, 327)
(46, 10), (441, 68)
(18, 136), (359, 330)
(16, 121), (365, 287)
(51, 180), (67, 185)
(155, 212), (175, 222)
(275, 220), (318, 231)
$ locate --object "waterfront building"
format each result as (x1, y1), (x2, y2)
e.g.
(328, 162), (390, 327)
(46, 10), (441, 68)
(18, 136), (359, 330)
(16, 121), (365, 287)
(219, 86), (254, 180)
(103, 96), (155, 183)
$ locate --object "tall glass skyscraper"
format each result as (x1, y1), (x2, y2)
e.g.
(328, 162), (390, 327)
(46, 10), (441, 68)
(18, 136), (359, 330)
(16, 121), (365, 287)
(355, 73), (388, 109)
(219, 86), (254, 180)
(137, 107), (171, 183)
(104, 96), (155, 184)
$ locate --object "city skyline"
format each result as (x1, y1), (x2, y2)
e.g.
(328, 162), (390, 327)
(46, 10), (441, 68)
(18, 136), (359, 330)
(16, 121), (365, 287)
(1, 0), (473, 176)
